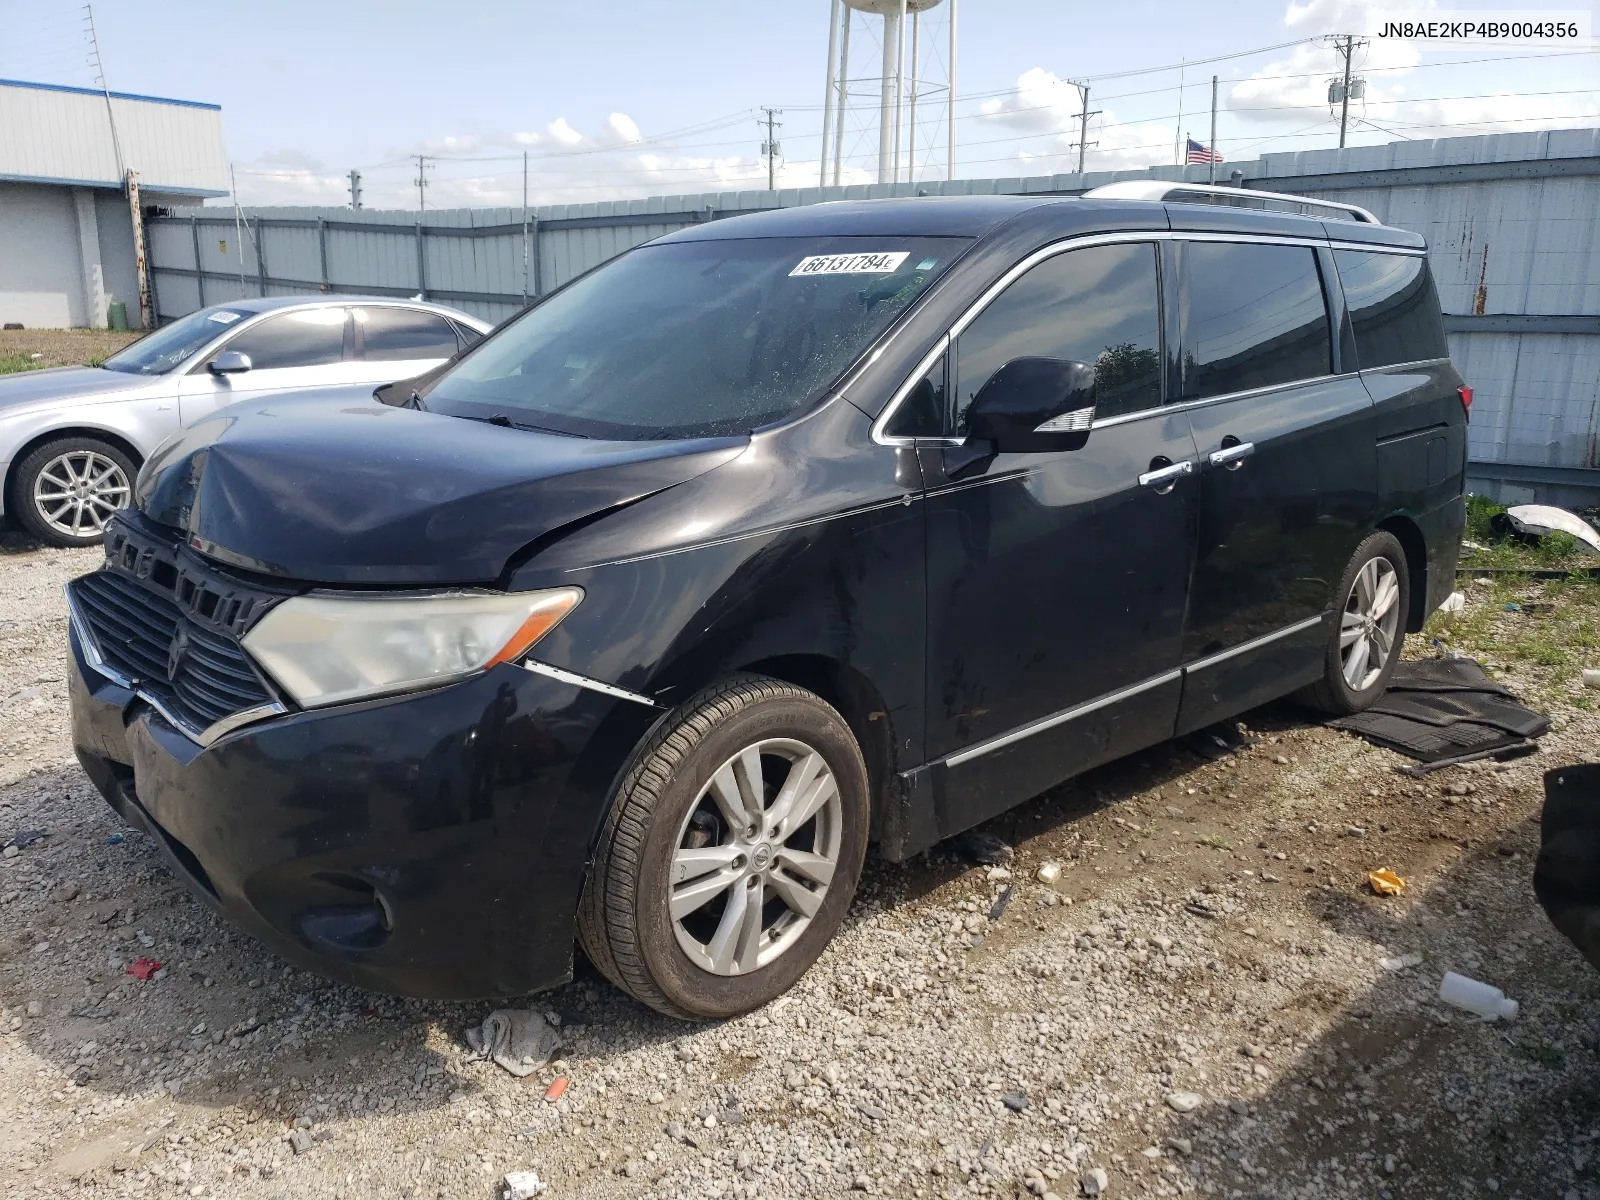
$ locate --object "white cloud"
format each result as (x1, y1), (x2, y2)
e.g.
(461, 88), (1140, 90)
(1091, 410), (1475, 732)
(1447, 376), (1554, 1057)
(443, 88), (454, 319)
(1229, 0), (1598, 139)
(546, 118), (585, 147)
(974, 68), (1187, 174)
(224, 110), (878, 210)
(606, 112), (642, 143)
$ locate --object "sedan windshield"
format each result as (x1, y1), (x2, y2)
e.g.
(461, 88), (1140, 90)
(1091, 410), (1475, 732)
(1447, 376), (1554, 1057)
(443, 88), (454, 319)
(102, 307), (248, 375)
(423, 236), (964, 439)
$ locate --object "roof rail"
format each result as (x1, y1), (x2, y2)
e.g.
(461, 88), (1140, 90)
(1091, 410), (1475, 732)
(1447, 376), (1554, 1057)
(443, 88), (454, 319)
(1082, 180), (1380, 225)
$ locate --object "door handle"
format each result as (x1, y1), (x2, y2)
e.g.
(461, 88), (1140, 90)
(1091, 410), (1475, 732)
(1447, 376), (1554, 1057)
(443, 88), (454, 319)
(1138, 458), (1194, 494)
(1208, 440), (1255, 470)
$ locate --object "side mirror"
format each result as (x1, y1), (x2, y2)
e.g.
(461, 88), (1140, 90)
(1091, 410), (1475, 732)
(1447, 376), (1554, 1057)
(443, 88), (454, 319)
(208, 350), (252, 375)
(966, 357), (1096, 453)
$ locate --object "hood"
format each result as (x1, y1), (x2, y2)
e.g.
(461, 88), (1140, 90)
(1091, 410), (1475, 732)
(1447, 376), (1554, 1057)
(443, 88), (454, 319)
(0, 366), (156, 415)
(135, 392), (745, 584)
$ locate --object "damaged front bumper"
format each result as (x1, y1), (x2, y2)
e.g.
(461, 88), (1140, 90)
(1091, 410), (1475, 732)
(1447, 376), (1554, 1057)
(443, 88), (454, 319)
(68, 620), (637, 999)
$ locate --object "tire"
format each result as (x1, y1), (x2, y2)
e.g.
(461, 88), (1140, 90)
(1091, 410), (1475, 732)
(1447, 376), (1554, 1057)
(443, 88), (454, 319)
(8, 436), (136, 547)
(1300, 531), (1410, 715)
(578, 675), (870, 1020)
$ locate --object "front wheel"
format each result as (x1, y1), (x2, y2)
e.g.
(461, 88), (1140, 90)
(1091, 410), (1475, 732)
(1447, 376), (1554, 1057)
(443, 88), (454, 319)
(1300, 530), (1410, 715)
(9, 436), (136, 547)
(578, 676), (870, 1020)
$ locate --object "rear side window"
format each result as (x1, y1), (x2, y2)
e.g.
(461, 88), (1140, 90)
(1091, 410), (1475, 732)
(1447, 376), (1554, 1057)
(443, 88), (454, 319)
(356, 307), (460, 361)
(952, 242), (1162, 431)
(1180, 242), (1331, 399)
(220, 308), (348, 370)
(1334, 250), (1450, 368)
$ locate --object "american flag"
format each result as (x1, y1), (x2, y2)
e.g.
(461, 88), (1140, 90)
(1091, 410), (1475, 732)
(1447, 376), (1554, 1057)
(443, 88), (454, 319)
(1185, 138), (1223, 165)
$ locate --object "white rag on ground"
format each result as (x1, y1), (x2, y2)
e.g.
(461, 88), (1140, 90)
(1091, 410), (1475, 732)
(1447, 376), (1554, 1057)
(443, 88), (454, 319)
(466, 1009), (562, 1078)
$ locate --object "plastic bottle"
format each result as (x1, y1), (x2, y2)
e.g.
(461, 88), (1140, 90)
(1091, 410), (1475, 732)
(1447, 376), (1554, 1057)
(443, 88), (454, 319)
(1438, 971), (1518, 1020)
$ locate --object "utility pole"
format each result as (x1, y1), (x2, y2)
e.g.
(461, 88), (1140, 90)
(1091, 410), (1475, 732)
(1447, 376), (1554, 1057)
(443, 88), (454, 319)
(83, 5), (124, 179)
(412, 154), (429, 212)
(1208, 75), (1219, 184)
(348, 169), (362, 210)
(759, 107), (783, 191)
(521, 150), (531, 304)
(231, 163), (248, 291)
(1331, 35), (1366, 148)
(1074, 83), (1100, 175)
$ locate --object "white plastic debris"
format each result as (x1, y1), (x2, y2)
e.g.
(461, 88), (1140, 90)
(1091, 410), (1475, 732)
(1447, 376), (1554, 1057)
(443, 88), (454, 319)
(1440, 591), (1466, 614)
(1035, 861), (1063, 884)
(1439, 971), (1518, 1020)
(1505, 505), (1600, 554)
(501, 1170), (547, 1199)
(1380, 951), (1423, 971)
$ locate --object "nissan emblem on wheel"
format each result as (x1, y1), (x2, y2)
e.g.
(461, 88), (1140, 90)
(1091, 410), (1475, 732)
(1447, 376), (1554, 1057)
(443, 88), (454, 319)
(65, 186), (1467, 1016)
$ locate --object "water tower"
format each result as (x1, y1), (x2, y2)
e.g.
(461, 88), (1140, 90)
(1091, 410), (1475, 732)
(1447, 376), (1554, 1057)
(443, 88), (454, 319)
(819, 0), (957, 186)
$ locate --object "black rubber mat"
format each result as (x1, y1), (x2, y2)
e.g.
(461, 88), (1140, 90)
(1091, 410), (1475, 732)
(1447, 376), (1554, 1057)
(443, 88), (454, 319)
(1327, 657), (1549, 762)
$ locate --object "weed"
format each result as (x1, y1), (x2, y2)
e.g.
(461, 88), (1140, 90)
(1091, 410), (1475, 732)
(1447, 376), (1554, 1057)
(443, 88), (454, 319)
(0, 353), (43, 375)
(1510, 1042), (1566, 1070)
(1465, 493), (1505, 542)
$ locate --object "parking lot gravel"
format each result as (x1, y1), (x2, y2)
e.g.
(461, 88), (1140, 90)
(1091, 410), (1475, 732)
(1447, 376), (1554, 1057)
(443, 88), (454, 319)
(3, 534), (1598, 1200)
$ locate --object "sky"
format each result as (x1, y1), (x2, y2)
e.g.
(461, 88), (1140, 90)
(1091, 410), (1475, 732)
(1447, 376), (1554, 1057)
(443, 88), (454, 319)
(2, 0), (1596, 210)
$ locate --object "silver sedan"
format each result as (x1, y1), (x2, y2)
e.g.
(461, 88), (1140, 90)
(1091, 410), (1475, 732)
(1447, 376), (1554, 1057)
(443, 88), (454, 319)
(0, 297), (491, 546)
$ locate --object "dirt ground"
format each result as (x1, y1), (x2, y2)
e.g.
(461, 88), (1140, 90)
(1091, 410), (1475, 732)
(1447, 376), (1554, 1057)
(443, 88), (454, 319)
(1, 528), (1598, 1200)
(0, 330), (143, 373)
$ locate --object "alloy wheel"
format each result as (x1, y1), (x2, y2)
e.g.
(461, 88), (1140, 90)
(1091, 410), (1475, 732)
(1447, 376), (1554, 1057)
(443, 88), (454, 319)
(669, 737), (843, 976)
(1340, 556), (1401, 691)
(31, 450), (131, 539)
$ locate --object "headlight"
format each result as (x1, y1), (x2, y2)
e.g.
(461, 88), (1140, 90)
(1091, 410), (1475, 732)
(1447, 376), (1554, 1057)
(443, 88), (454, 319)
(242, 587), (582, 708)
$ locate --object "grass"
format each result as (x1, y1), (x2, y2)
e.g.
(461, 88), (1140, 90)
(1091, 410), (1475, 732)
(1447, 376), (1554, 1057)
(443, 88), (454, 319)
(1422, 505), (1600, 693)
(0, 353), (44, 375)
(1463, 493), (1597, 570)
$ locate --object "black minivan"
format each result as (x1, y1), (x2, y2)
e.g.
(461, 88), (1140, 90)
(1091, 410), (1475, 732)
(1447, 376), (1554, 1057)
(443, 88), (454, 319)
(67, 183), (1467, 1018)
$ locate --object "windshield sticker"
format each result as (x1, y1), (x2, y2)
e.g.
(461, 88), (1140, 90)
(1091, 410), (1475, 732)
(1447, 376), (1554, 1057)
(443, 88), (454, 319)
(915, 257), (938, 270)
(789, 251), (910, 277)
(207, 311), (243, 324)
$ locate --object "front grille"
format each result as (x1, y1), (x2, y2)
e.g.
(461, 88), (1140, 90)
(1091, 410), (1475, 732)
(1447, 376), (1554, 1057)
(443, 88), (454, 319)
(70, 514), (292, 740)
(72, 571), (278, 736)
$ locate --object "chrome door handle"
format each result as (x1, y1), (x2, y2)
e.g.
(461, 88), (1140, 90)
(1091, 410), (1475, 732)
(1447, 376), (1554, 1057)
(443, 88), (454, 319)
(1208, 441), (1255, 469)
(1138, 459), (1194, 493)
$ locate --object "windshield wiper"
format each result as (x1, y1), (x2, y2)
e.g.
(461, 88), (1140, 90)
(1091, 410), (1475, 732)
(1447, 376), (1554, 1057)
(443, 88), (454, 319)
(459, 412), (587, 438)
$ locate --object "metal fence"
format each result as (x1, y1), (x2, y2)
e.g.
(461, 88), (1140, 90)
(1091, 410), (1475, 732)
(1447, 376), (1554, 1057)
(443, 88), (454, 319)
(149, 126), (1600, 503)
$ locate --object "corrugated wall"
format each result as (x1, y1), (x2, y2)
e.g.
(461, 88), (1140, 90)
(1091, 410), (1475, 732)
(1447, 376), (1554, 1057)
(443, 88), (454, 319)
(0, 80), (228, 196)
(150, 127), (1600, 499)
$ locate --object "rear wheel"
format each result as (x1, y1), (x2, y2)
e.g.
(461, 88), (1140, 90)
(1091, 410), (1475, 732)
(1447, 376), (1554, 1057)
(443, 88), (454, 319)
(578, 676), (869, 1020)
(9, 437), (135, 547)
(1301, 531), (1410, 714)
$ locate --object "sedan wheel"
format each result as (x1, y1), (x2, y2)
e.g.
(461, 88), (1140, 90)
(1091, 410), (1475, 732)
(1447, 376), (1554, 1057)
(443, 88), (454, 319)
(9, 437), (138, 548)
(579, 676), (870, 1019)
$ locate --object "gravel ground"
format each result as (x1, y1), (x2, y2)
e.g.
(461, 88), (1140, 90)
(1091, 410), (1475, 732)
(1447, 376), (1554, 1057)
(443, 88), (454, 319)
(2, 534), (1598, 1200)
(0, 330), (142, 372)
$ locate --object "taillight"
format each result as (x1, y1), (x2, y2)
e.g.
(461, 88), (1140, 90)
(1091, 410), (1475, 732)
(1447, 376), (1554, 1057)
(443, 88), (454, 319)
(1458, 384), (1473, 419)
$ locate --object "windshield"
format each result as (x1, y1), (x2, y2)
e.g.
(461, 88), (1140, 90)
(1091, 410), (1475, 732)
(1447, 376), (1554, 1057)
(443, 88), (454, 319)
(102, 306), (249, 375)
(423, 236), (964, 439)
